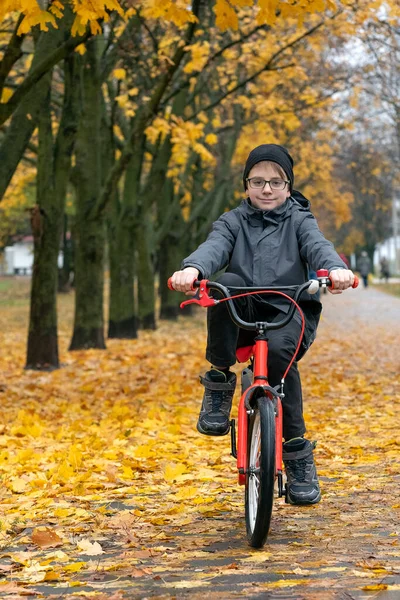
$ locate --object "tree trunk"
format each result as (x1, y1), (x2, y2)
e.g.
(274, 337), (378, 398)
(137, 219), (156, 330)
(158, 176), (187, 320)
(158, 234), (182, 320)
(108, 192), (137, 339)
(107, 120), (143, 339)
(69, 43), (105, 350)
(26, 72), (59, 369)
(26, 53), (78, 369)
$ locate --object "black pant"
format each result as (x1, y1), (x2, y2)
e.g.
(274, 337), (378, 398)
(206, 273), (306, 441)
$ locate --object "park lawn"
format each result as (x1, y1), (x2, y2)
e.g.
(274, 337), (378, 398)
(373, 282), (400, 298)
(0, 276), (74, 331)
(0, 276), (31, 306)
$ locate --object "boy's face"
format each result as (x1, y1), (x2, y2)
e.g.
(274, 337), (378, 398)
(245, 161), (290, 211)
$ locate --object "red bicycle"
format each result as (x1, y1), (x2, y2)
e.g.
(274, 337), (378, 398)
(168, 270), (358, 547)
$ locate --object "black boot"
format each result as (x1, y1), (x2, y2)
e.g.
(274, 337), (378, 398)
(197, 369), (236, 436)
(283, 438), (321, 505)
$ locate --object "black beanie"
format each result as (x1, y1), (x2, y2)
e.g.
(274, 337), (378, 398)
(243, 144), (294, 192)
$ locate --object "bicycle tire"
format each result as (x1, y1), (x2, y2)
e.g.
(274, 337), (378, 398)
(245, 396), (276, 548)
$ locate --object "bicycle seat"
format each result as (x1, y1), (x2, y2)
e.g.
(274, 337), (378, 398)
(236, 345), (255, 363)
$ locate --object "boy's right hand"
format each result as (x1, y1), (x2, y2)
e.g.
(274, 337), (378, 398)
(169, 268), (200, 295)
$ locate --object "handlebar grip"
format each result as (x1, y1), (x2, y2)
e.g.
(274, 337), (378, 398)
(167, 278), (201, 291)
(352, 276), (359, 289)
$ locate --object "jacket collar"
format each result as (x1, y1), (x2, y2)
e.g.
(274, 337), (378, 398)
(239, 197), (291, 224)
(238, 191), (311, 224)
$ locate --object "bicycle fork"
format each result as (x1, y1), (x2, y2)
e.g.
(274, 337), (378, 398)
(232, 379), (286, 499)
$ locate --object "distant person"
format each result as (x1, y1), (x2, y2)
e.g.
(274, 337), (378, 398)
(379, 257), (390, 283)
(357, 251), (371, 287)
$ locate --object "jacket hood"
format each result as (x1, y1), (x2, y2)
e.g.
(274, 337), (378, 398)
(291, 189), (311, 209)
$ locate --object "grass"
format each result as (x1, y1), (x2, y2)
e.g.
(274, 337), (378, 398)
(0, 276), (75, 333)
(372, 282), (400, 298)
(0, 276), (31, 306)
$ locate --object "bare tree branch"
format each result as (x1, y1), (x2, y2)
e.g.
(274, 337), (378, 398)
(0, 28), (91, 126)
(0, 14), (26, 100)
(190, 18), (332, 119)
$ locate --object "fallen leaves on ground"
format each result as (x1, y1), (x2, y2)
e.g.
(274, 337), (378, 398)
(0, 283), (399, 598)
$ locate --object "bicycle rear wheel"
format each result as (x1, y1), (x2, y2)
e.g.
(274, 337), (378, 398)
(245, 397), (276, 548)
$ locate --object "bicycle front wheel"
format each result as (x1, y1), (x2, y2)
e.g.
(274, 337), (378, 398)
(245, 397), (276, 548)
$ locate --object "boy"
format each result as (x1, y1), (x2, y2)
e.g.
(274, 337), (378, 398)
(170, 144), (355, 505)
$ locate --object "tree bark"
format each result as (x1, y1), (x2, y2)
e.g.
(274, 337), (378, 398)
(69, 43), (106, 350)
(137, 218), (156, 330)
(108, 150), (141, 338)
(159, 232), (187, 320)
(26, 72), (59, 369)
(108, 213), (137, 338)
(26, 53), (78, 369)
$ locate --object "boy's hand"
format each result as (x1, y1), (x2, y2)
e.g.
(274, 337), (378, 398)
(169, 268), (200, 295)
(328, 269), (355, 294)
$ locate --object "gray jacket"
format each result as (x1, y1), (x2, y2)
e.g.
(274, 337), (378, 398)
(182, 193), (347, 358)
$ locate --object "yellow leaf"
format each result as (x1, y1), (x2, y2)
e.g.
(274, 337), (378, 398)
(205, 133), (218, 145)
(213, 0), (238, 30)
(362, 584), (388, 591)
(132, 445), (154, 459)
(63, 562), (86, 573)
(164, 463), (186, 481)
(121, 465), (134, 479)
(113, 68), (126, 80)
(174, 486), (201, 500)
(115, 94), (129, 108)
(262, 579), (309, 588)
(242, 551), (272, 562)
(9, 477), (28, 493)
(75, 44), (86, 55)
(44, 570), (60, 581)
(0, 88), (13, 104)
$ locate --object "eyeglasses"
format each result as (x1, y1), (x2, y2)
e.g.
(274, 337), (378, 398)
(246, 177), (289, 191)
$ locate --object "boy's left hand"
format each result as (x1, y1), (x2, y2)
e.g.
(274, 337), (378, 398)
(329, 269), (355, 294)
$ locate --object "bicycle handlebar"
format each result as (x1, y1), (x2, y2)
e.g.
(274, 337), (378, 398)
(201, 280), (312, 331)
(167, 270), (359, 332)
(167, 278), (313, 331)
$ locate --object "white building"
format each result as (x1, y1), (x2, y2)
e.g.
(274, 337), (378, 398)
(3, 236), (34, 275)
(0, 236), (63, 275)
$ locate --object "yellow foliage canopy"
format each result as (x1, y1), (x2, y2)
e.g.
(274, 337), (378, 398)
(1, 0), (369, 36)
